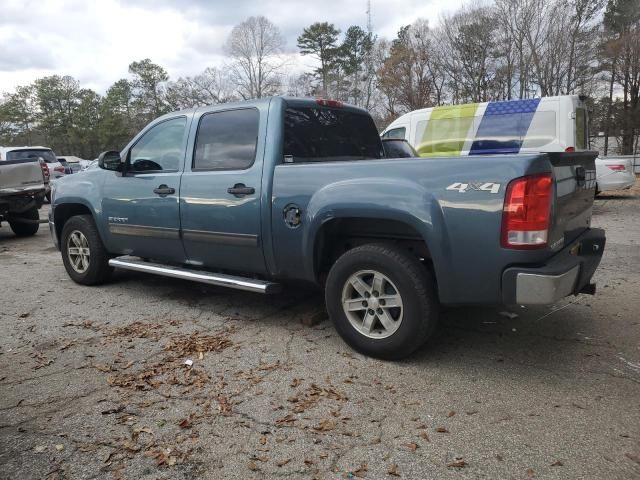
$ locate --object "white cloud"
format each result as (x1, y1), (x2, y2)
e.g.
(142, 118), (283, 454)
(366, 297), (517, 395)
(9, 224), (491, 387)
(0, 0), (465, 94)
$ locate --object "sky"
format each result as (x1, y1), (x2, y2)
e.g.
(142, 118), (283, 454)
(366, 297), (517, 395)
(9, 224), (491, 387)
(0, 0), (465, 94)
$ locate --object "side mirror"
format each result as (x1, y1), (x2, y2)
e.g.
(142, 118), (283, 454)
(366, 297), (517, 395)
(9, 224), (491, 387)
(97, 151), (122, 171)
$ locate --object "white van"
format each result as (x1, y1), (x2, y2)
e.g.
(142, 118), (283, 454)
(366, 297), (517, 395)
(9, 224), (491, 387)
(381, 95), (589, 157)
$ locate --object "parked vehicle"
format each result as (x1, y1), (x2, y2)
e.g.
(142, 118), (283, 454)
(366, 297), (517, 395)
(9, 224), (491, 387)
(0, 147), (47, 236)
(382, 95), (589, 157)
(382, 138), (418, 158)
(49, 97), (605, 359)
(58, 156), (85, 174)
(595, 156), (636, 194)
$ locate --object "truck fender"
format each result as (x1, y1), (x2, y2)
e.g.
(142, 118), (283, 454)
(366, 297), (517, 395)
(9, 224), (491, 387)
(301, 177), (453, 298)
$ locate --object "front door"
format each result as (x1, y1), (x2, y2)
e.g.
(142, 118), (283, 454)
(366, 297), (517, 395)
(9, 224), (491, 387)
(102, 115), (189, 263)
(180, 107), (266, 274)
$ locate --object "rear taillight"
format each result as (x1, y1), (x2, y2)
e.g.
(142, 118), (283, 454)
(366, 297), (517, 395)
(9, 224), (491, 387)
(606, 164), (625, 172)
(501, 174), (553, 249)
(565, 146), (575, 152)
(39, 159), (50, 180)
(53, 165), (65, 173)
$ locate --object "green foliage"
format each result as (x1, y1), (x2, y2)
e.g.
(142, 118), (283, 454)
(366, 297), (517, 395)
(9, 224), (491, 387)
(297, 22), (341, 96)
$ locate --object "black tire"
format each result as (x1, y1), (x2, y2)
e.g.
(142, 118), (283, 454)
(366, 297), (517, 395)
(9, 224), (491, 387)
(9, 208), (39, 237)
(325, 243), (439, 360)
(61, 214), (112, 285)
(45, 192), (51, 204)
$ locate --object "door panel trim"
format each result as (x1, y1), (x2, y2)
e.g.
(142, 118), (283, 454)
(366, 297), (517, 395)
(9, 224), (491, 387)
(182, 229), (259, 247)
(109, 224), (180, 240)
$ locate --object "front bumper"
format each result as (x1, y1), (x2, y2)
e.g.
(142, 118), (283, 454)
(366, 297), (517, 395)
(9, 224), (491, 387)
(502, 228), (606, 305)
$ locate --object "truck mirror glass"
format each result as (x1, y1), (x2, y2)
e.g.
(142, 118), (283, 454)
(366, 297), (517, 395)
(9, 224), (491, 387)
(97, 151), (122, 171)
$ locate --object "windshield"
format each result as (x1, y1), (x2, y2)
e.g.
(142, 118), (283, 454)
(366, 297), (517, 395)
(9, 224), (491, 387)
(6, 149), (57, 163)
(284, 106), (383, 163)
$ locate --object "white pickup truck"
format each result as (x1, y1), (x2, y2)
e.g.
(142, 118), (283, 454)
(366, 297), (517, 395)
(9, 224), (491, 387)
(0, 146), (48, 236)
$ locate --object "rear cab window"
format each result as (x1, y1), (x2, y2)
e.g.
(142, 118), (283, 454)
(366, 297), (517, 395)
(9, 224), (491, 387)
(6, 149), (57, 163)
(284, 105), (383, 163)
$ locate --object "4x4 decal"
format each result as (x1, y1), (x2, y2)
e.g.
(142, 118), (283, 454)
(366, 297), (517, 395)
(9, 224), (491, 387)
(446, 182), (501, 194)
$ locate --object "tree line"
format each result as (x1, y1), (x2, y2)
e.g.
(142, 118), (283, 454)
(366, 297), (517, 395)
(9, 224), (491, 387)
(0, 0), (638, 159)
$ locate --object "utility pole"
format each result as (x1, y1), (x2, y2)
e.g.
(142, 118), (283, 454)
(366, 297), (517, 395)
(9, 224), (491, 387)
(365, 0), (374, 110)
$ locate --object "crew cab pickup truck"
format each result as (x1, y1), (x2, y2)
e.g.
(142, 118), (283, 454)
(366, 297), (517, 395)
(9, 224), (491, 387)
(0, 147), (48, 236)
(49, 97), (605, 359)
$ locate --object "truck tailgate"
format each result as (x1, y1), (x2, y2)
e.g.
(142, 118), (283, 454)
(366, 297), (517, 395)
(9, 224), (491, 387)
(548, 151), (598, 248)
(0, 159), (45, 195)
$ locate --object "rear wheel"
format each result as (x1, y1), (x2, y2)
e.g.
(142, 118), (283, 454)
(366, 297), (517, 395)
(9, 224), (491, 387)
(9, 208), (39, 237)
(61, 215), (112, 285)
(325, 243), (439, 360)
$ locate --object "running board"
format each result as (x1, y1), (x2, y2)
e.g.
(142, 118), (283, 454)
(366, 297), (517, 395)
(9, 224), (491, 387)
(108, 256), (281, 294)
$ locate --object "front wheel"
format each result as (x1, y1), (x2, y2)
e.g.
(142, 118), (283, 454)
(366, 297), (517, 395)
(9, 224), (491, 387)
(325, 243), (439, 360)
(61, 215), (112, 285)
(9, 208), (39, 237)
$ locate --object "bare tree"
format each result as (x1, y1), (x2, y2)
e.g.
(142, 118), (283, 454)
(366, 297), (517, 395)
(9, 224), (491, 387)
(226, 16), (286, 99)
(166, 67), (237, 109)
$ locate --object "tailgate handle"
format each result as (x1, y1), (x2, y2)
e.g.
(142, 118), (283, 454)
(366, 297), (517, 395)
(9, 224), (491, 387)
(575, 166), (586, 186)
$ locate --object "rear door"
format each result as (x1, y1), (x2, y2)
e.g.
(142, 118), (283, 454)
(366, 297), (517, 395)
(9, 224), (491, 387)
(180, 107), (267, 274)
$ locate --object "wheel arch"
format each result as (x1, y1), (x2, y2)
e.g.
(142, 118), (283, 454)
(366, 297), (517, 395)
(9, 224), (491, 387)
(309, 213), (448, 300)
(53, 202), (96, 245)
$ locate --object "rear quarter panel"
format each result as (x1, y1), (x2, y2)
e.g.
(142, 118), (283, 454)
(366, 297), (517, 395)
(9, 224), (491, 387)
(271, 154), (557, 305)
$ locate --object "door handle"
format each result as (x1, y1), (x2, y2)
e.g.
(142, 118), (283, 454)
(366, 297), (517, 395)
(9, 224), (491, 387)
(153, 184), (175, 196)
(227, 184), (255, 196)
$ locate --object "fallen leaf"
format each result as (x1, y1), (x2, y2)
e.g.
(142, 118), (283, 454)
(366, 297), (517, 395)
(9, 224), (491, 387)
(248, 461), (258, 471)
(101, 405), (125, 415)
(447, 411), (456, 417)
(314, 419), (337, 432)
(527, 468), (535, 478)
(436, 427), (449, 433)
(625, 453), (640, 465)
(403, 442), (418, 451)
(419, 432), (430, 441)
(551, 460), (563, 466)
(447, 459), (467, 468)
(178, 418), (192, 429)
(55, 444), (64, 451)
(277, 458), (291, 467)
(496, 454), (504, 461)
(352, 463), (368, 478)
(34, 445), (46, 453)
(387, 463), (400, 476)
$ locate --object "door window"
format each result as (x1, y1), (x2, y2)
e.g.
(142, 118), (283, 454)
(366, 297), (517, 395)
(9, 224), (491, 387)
(129, 117), (187, 173)
(382, 127), (406, 140)
(193, 109), (259, 171)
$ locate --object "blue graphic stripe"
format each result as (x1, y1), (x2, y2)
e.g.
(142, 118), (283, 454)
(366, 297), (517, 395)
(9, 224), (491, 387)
(469, 98), (541, 155)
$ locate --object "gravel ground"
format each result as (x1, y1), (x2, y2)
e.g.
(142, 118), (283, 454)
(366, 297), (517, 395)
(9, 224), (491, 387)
(1, 183), (639, 480)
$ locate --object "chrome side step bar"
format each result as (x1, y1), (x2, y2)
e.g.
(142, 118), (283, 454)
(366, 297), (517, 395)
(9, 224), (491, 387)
(108, 256), (281, 294)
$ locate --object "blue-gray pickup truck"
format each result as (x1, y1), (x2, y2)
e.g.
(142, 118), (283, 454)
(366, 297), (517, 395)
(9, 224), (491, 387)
(49, 97), (605, 359)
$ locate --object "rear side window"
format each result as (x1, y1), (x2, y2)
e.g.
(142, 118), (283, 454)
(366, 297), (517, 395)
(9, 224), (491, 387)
(6, 149), (57, 163)
(193, 108), (259, 171)
(284, 107), (382, 163)
(382, 127), (406, 140)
